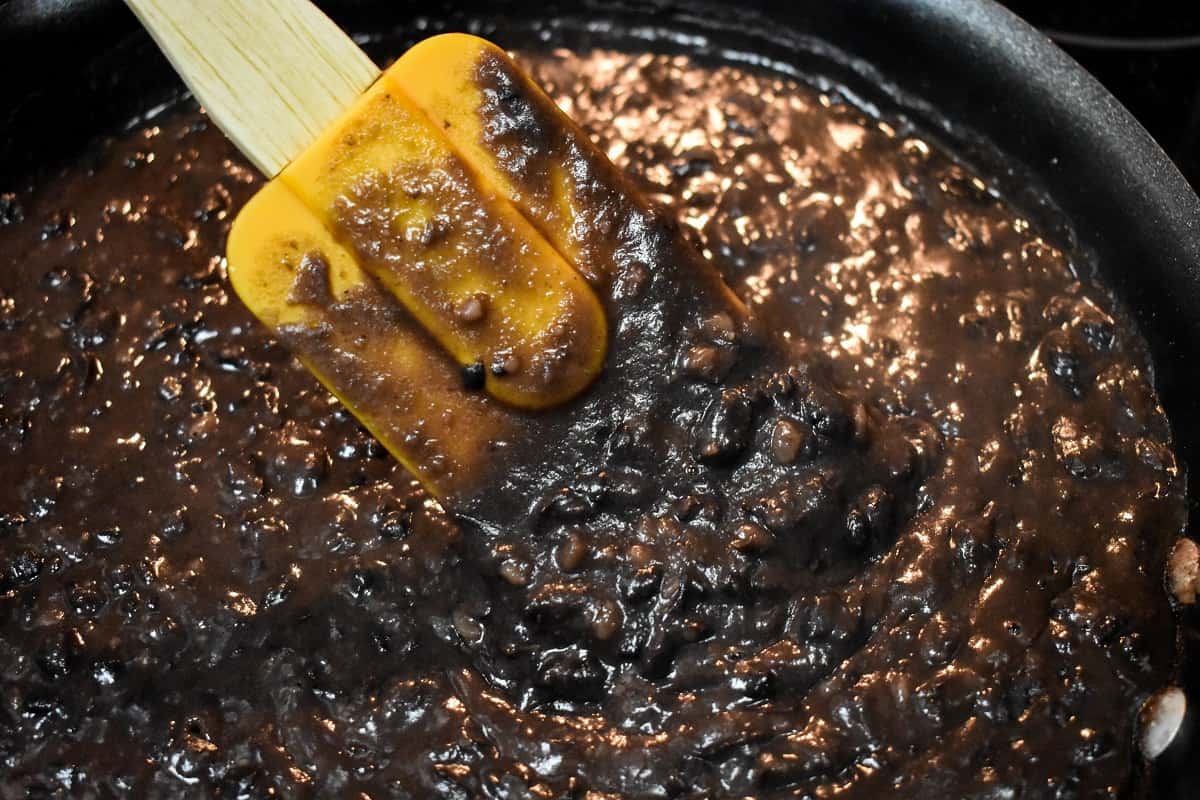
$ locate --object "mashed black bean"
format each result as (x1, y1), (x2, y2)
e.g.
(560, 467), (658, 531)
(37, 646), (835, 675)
(0, 48), (1187, 798)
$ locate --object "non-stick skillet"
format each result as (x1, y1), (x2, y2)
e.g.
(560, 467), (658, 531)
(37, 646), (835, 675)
(2, 0), (1198, 795)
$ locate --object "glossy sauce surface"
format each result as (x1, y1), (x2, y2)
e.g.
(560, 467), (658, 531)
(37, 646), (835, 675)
(0, 48), (1187, 798)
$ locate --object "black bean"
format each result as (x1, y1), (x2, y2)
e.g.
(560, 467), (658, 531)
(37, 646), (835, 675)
(844, 485), (894, 551)
(91, 658), (124, 687)
(267, 441), (329, 498)
(692, 389), (754, 463)
(262, 580), (293, 609)
(1040, 330), (1088, 399)
(92, 527), (123, 548)
(535, 645), (605, 700)
(680, 343), (737, 383)
(461, 360), (486, 391)
(769, 418), (807, 464)
(3, 548), (43, 590)
(343, 570), (377, 603)
(36, 643), (71, 682)
(376, 507), (412, 540)
(67, 581), (107, 618)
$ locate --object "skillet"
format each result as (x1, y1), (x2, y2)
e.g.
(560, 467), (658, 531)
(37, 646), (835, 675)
(2, 0), (1198, 795)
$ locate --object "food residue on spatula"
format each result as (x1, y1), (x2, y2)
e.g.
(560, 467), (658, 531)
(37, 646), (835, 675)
(228, 34), (755, 509)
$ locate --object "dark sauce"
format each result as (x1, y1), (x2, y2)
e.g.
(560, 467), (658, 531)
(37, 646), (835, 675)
(0, 46), (1188, 799)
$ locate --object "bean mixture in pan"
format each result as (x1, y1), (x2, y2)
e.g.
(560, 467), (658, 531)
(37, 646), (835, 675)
(0, 48), (1188, 798)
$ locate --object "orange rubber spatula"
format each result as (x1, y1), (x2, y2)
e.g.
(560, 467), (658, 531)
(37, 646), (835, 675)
(126, 0), (753, 517)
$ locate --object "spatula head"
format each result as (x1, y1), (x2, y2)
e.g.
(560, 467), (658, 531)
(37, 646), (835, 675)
(228, 34), (752, 516)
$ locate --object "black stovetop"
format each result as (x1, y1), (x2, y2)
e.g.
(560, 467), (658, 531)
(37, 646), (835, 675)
(1002, 2), (1200, 191)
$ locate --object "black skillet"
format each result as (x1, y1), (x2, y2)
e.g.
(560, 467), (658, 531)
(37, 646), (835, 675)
(2, 0), (1198, 795)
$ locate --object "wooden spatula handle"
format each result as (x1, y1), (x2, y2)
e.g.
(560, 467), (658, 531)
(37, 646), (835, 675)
(125, 0), (380, 177)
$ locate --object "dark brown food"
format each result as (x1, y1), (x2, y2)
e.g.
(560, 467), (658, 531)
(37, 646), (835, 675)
(0, 48), (1187, 799)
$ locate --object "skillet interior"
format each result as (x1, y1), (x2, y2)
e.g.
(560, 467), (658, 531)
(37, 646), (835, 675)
(2, 0), (1197, 795)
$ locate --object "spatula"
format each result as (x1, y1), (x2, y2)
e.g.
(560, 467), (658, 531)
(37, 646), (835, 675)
(126, 0), (753, 518)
